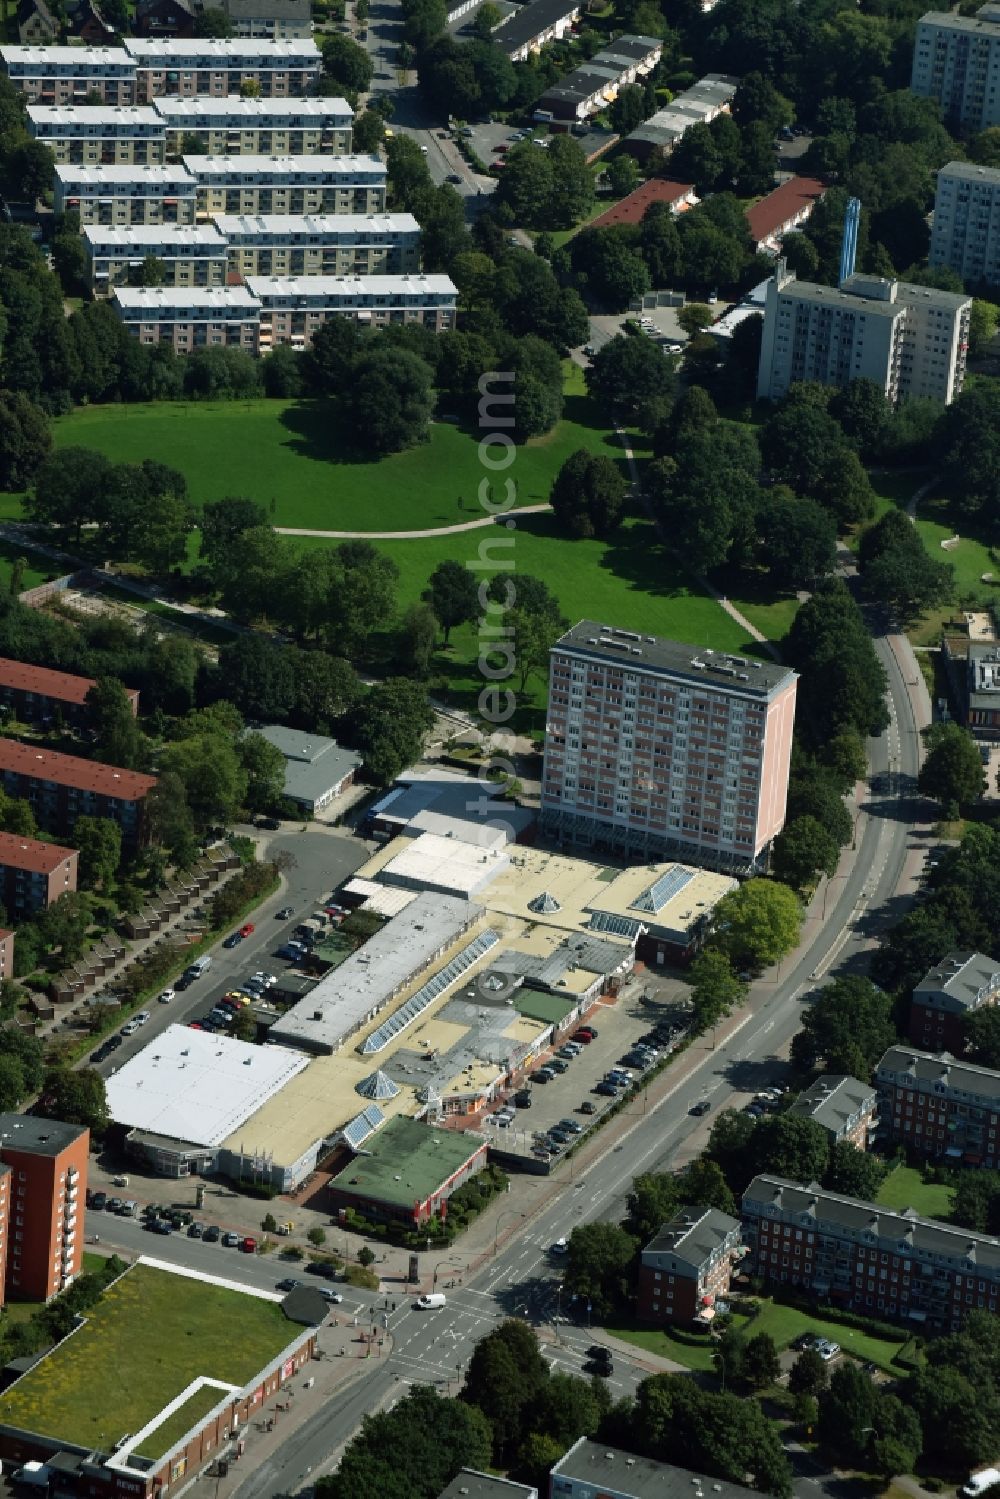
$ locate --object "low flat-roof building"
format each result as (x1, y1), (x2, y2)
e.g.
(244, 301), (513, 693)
(257, 724), (361, 813)
(54, 162), (198, 224)
(492, 0), (579, 61)
(84, 222), (228, 291)
(184, 153), (387, 217)
(876, 1045), (1000, 1167)
(0, 43), (136, 103)
(250, 272), (458, 343)
(0, 656), (137, 722)
(125, 37), (321, 99)
(27, 104), (165, 166)
(375, 830), (509, 899)
(787, 1074), (877, 1148)
(967, 643), (1000, 740)
(153, 95), (352, 156)
(624, 73), (739, 159)
(638, 1207), (743, 1325)
(0, 831), (78, 917)
(745, 175), (826, 253)
(0, 738), (155, 846)
(326, 1114), (487, 1226)
(365, 768), (535, 843)
(536, 34), (661, 121)
(910, 950), (1000, 1053)
(218, 211), (421, 278)
(590, 177), (697, 229)
(437, 1474), (537, 1499)
(111, 284), (262, 351)
(550, 1441), (764, 1499)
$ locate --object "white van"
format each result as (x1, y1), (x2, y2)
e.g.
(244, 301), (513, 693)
(961, 1471), (1000, 1498)
(187, 956), (212, 978)
(416, 1293), (446, 1309)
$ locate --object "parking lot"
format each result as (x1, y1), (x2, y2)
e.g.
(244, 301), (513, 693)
(482, 982), (694, 1163)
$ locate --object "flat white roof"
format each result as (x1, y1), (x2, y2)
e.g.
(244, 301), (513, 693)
(84, 223), (227, 248)
(105, 1023), (310, 1147)
(153, 96), (351, 119)
(405, 809), (509, 849)
(124, 38), (320, 59)
(184, 153), (385, 178)
(55, 163), (196, 183)
(270, 890), (480, 1053)
(28, 104), (162, 125)
(379, 830), (508, 898)
(1, 44), (133, 66)
(214, 212), (419, 236)
(247, 273), (456, 300)
(113, 286), (261, 311)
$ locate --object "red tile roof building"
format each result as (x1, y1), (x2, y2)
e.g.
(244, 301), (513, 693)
(0, 657), (139, 721)
(591, 177), (697, 230)
(0, 830), (78, 915)
(745, 175), (826, 252)
(0, 739), (156, 846)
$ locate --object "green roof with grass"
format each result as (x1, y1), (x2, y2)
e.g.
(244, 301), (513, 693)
(0, 1263), (297, 1457)
(331, 1115), (484, 1209)
(512, 990), (576, 1026)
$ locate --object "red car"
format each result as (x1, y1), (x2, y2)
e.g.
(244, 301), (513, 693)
(241, 1236), (257, 1253)
(239, 923), (255, 938)
(572, 1029), (594, 1044)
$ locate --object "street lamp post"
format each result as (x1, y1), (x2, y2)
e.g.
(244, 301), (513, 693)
(433, 1255), (460, 1288)
(493, 1208), (526, 1257)
(822, 871), (848, 920)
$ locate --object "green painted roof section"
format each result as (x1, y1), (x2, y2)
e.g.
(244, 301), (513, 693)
(513, 990), (576, 1026)
(0, 1264), (295, 1454)
(332, 1115), (483, 1209)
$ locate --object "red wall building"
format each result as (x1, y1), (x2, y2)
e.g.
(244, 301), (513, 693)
(876, 1045), (1000, 1167)
(0, 830), (78, 916)
(0, 739), (156, 848)
(910, 951), (1000, 1054)
(0, 658), (138, 724)
(0, 1115), (89, 1301)
(637, 1206), (742, 1326)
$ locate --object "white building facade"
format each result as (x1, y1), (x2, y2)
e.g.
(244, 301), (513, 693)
(930, 160), (1000, 286)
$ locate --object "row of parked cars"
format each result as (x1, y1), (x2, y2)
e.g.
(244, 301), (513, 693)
(744, 1084), (789, 1119)
(188, 971), (277, 1033)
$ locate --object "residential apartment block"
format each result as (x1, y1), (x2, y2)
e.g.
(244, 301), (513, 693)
(757, 264), (971, 406)
(742, 1173), (1000, 1330)
(217, 212), (421, 277)
(27, 104), (166, 166)
(911, 5), (1000, 130)
(125, 37), (321, 98)
(551, 1441), (764, 1499)
(0, 657), (138, 723)
(0, 831), (78, 917)
(637, 1206), (743, 1325)
(876, 1045), (1000, 1167)
(910, 951), (1000, 1053)
(0, 739), (156, 846)
(0, 1115), (88, 1303)
(787, 1074), (878, 1148)
(208, 0), (313, 37)
(540, 623), (798, 872)
(112, 285), (262, 351)
(930, 161), (1000, 286)
(154, 96), (353, 157)
(54, 162), (198, 224)
(85, 222), (229, 291)
(0, 44), (136, 104)
(183, 154), (387, 217)
(250, 272), (458, 345)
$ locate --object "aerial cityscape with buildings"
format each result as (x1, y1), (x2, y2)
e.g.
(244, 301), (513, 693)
(0, 2), (994, 1499)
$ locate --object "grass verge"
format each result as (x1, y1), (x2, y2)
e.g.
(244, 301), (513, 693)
(876, 1163), (954, 1220)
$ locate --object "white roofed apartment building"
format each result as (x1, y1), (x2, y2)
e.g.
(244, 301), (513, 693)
(27, 104), (165, 165)
(111, 284), (262, 351)
(153, 95), (353, 156)
(124, 37), (322, 99)
(54, 162), (198, 224)
(84, 222), (228, 291)
(184, 154), (387, 217)
(217, 212), (421, 277)
(0, 44), (136, 103)
(249, 273), (458, 345)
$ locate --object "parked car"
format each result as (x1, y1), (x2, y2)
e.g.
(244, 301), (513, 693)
(319, 1288), (344, 1302)
(106, 1197), (122, 1213)
(305, 1260), (339, 1279)
(223, 932), (243, 949)
(276, 1278), (302, 1292)
(690, 1099), (711, 1116)
(513, 1090), (532, 1108)
(91, 1191), (108, 1210)
(558, 1118), (582, 1134)
(187, 1222), (204, 1237)
(158, 989), (175, 1004)
(258, 818), (281, 830)
(241, 1236), (257, 1253)
(595, 1081), (618, 1097)
(134, 1010), (150, 1026)
(239, 923), (255, 938)
(579, 1100), (597, 1114)
(572, 1029), (593, 1044)
(550, 1238), (568, 1256)
(548, 1059), (569, 1074)
(276, 907), (294, 920)
(533, 1069), (553, 1084)
(222, 1231), (240, 1247)
(818, 1340), (841, 1361)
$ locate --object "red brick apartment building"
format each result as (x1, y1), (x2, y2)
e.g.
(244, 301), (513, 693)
(0, 739), (156, 847)
(0, 1115), (89, 1302)
(787, 1074), (878, 1148)
(0, 658), (138, 724)
(637, 1206), (743, 1325)
(910, 951), (1000, 1053)
(541, 622), (797, 873)
(742, 1173), (1000, 1331)
(876, 1045), (1000, 1167)
(0, 830), (78, 916)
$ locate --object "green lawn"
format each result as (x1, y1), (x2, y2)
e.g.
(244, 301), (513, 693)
(50, 372), (621, 534)
(0, 1263), (295, 1453)
(609, 1321), (720, 1371)
(290, 510), (754, 731)
(135, 1384), (229, 1461)
(876, 1163), (954, 1220)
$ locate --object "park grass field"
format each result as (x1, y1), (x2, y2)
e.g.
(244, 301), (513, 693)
(49, 368), (621, 534)
(0, 1263), (293, 1453)
(876, 1163), (954, 1220)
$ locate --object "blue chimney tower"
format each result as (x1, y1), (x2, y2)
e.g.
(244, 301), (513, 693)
(839, 197), (861, 285)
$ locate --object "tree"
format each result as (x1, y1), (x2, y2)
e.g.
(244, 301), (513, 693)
(0, 1053), (27, 1111)
(39, 1066), (109, 1134)
(321, 33), (374, 92)
(0, 1025), (43, 1094)
(397, 602), (439, 677)
(550, 449), (628, 539)
(132, 487), (196, 573)
(73, 816), (122, 891)
(160, 732), (247, 830)
(822, 729), (867, 792)
(678, 1157), (737, 1216)
(785, 579), (890, 744)
(352, 108), (385, 153)
(607, 153), (641, 196)
(688, 949), (747, 1036)
(677, 303), (714, 338)
(771, 815), (839, 889)
(564, 1222), (636, 1320)
(750, 1114), (830, 1186)
(908, 1366), (995, 1469)
(36, 892), (91, 964)
(230, 1006), (257, 1042)
(86, 678), (146, 770)
(424, 559), (478, 644)
(743, 1332), (780, 1391)
(791, 976), (897, 1078)
(825, 1142), (888, 1199)
(29, 447), (113, 543)
(918, 723), (986, 813)
(462, 1320), (549, 1463)
(950, 1170), (1000, 1233)
(5, 139), (55, 204)
(859, 508), (952, 624)
(194, 5), (234, 34)
(469, 0), (501, 36)
(587, 332), (676, 418)
(818, 1362), (879, 1466)
(709, 880), (802, 973)
(238, 732), (287, 813)
(756, 491), (837, 590)
(830, 378), (891, 457)
(789, 1347), (828, 1398)
(610, 86), (648, 135)
(215, 634), (295, 722)
(325, 1384), (492, 1499)
(0, 392), (50, 491)
(348, 347), (435, 455)
(964, 1006), (1000, 1070)
(348, 678), (434, 785)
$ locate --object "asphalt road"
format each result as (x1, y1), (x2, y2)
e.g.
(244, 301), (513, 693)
(88, 828), (367, 1077)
